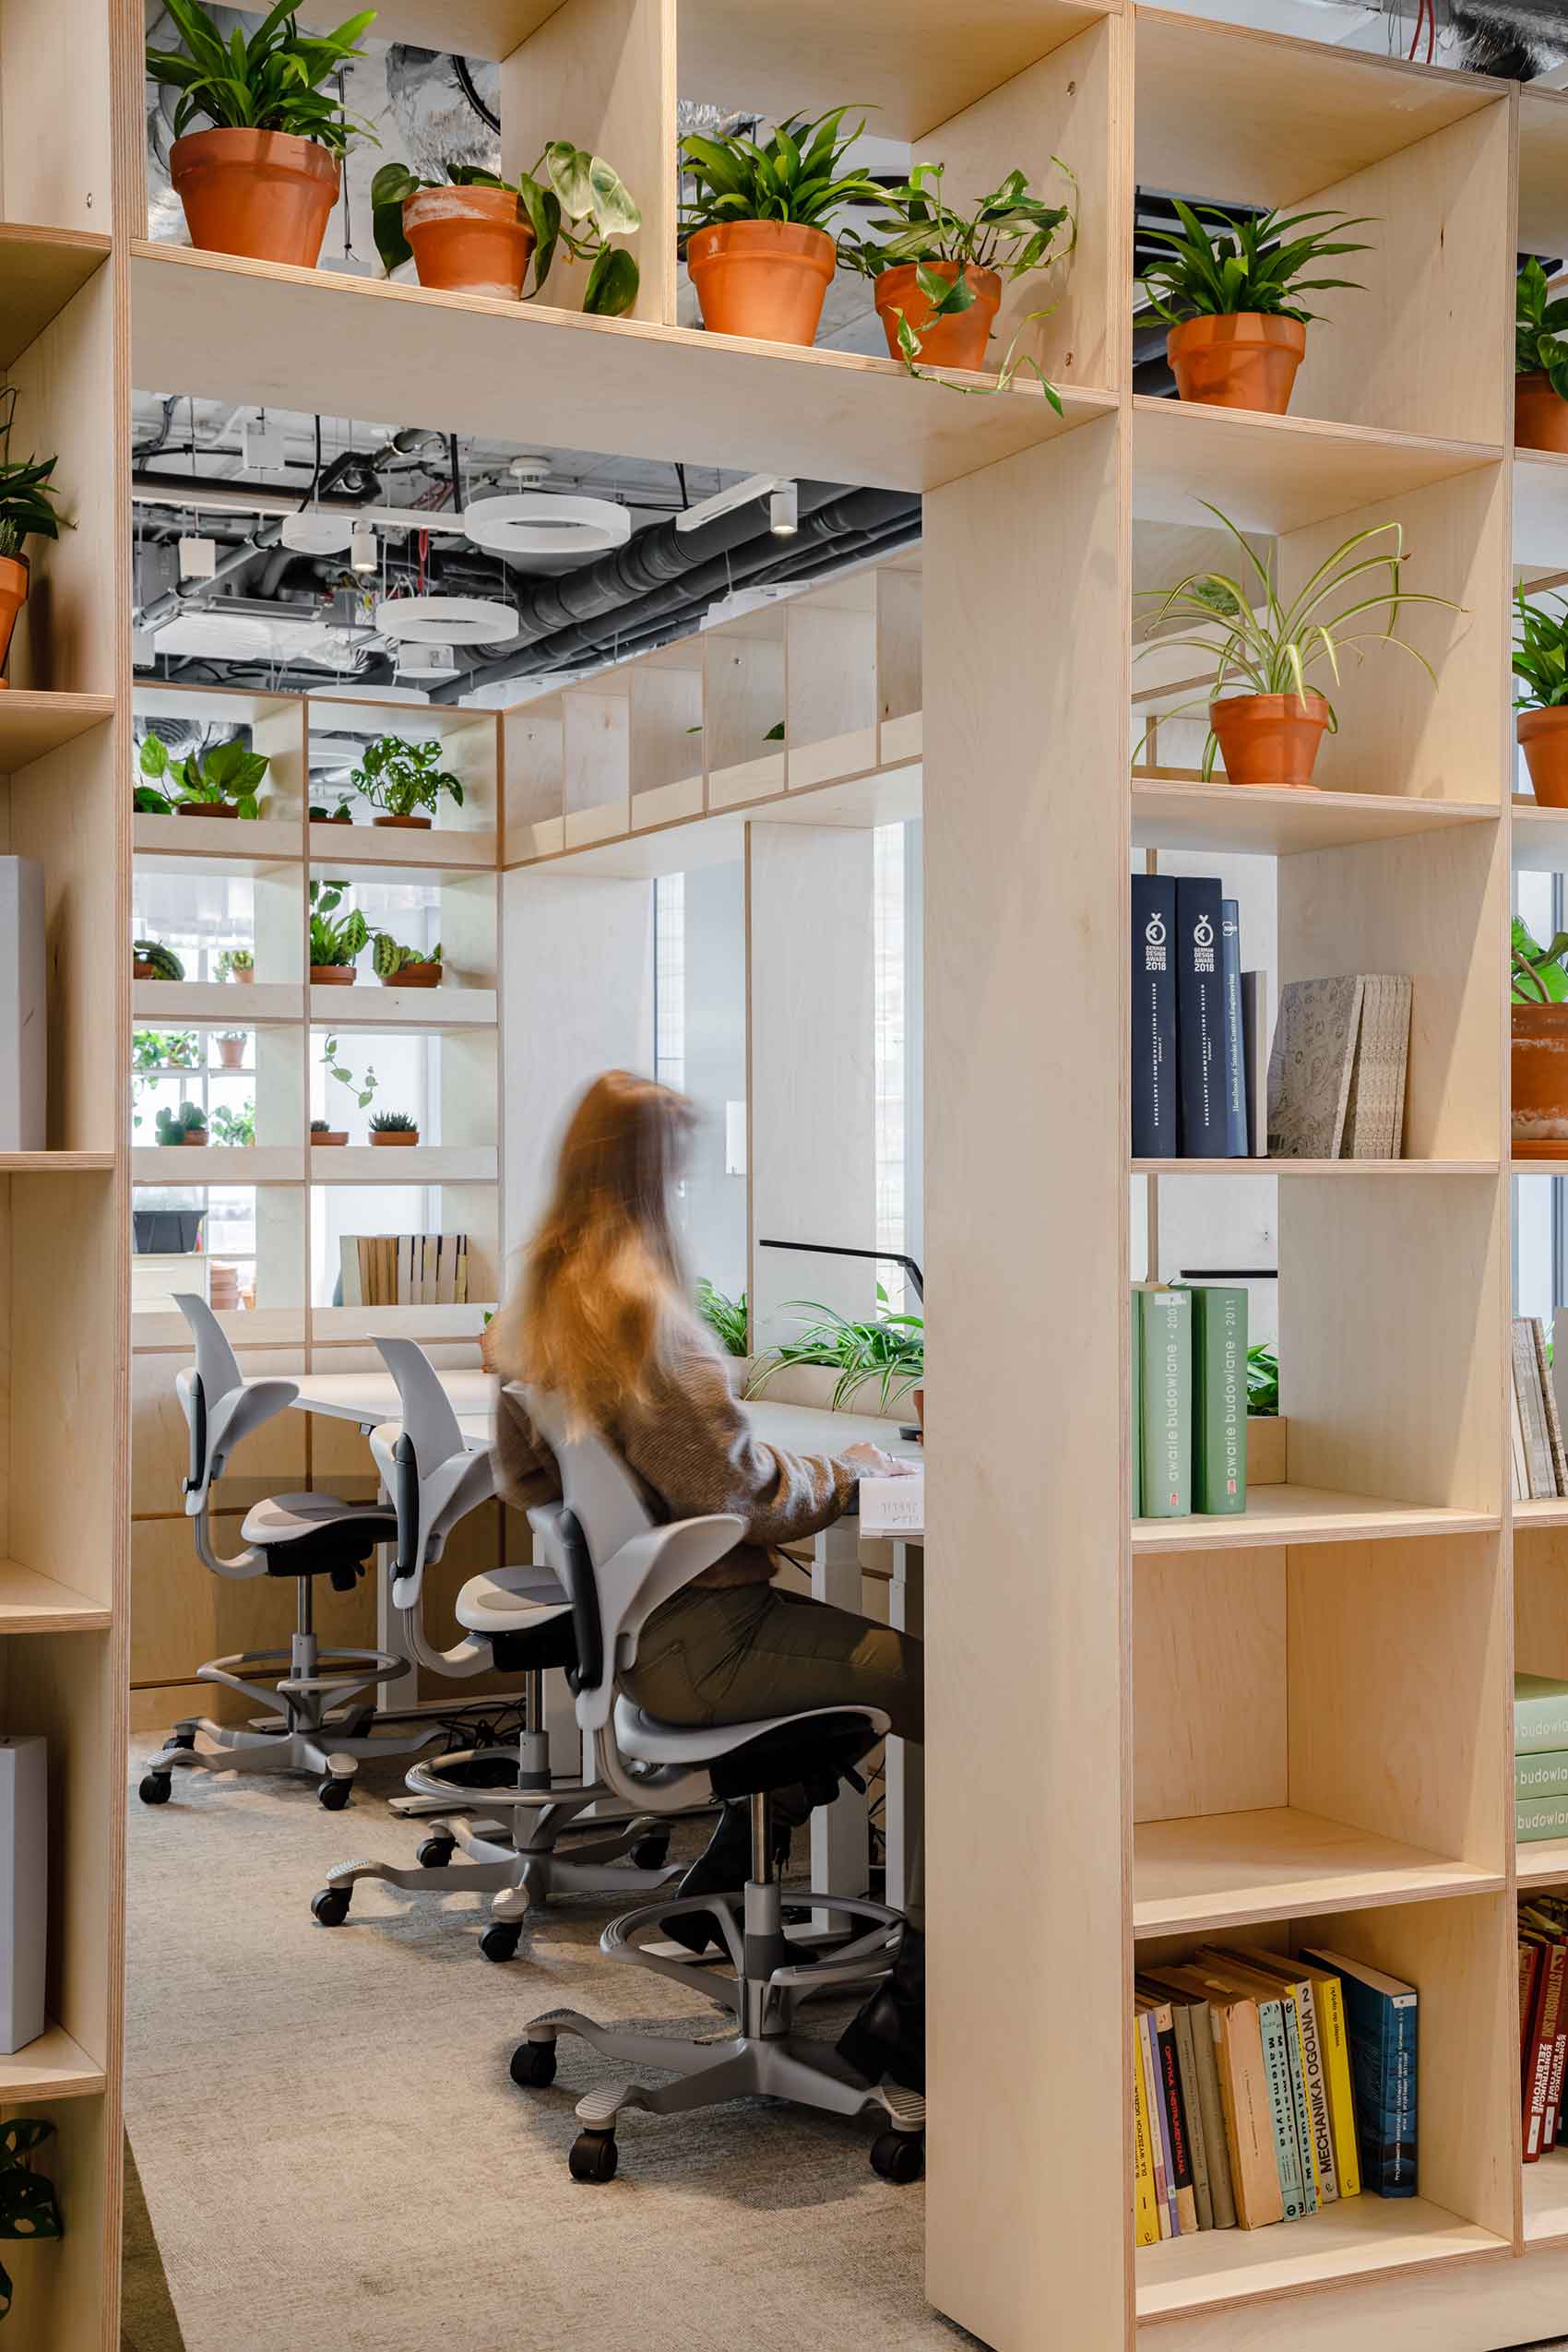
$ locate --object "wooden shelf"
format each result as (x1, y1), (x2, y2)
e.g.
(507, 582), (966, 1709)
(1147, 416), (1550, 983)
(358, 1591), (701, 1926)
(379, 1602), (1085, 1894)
(1133, 397), (1499, 535)
(0, 2021), (106, 2104)
(1513, 447), (1568, 570)
(0, 1560), (110, 1633)
(308, 1146), (498, 1183)
(0, 1151), (113, 1172)
(131, 1146), (303, 1184)
(1518, 1837), (1568, 1888)
(135, 981), (303, 1026)
(1133, 1158), (1497, 1177)
(1135, 2190), (1507, 2321)
(128, 243), (1118, 497)
(1523, 2154), (1568, 2245)
(308, 984), (497, 1028)
(305, 821), (496, 872)
(135, 813), (302, 862)
(1133, 1806), (1501, 1938)
(1512, 798), (1568, 873)
(1132, 776), (1500, 858)
(0, 224), (110, 369)
(0, 687), (113, 767)
(1133, 1486), (1499, 1553)
(1515, 1498), (1568, 1532)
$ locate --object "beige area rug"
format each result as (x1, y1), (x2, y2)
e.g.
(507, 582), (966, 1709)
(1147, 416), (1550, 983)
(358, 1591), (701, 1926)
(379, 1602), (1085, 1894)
(125, 1741), (973, 2352)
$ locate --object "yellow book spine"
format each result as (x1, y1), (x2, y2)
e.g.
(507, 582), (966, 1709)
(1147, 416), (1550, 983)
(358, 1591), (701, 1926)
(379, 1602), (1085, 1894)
(1313, 1974), (1361, 2200)
(1133, 2021), (1160, 2248)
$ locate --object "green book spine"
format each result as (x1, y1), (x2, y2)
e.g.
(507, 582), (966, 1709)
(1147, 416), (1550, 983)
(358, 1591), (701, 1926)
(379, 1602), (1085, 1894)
(1518, 1794), (1568, 1840)
(1139, 1287), (1192, 1519)
(1176, 1283), (1248, 1515)
(1131, 1290), (1143, 1517)
(1517, 1751), (1568, 1800)
(1516, 1675), (1568, 1755)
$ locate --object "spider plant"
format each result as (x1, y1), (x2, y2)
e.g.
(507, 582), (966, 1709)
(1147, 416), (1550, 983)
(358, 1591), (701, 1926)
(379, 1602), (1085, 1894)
(695, 1277), (749, 1358)
(0, 386), (62, 563)
(145, 0), (377, 157)
(1135, 502), (1461, 778)
(1139, 201), (1371, 326)
(1517, 255), (1568, 399)
(1514, 587), (1568, 712)
(746, 1290), (924, 1413)
(372, 149), (641, 315)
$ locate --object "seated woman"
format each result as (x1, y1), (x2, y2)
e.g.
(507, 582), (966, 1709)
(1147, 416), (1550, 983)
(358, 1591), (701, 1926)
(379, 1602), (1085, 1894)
(491, 1067), (922, 2085)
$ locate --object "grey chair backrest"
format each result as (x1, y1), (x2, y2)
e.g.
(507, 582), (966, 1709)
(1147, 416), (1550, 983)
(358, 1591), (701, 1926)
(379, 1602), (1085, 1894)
(372, 1336), (495, 1610)
(173, 1293), (298, 1517)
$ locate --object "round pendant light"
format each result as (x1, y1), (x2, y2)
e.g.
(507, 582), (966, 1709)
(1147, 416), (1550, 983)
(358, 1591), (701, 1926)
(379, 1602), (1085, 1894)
(279, 508), (356, 555)
(462, 491), (630, 558)
(375, 594), (515, 646)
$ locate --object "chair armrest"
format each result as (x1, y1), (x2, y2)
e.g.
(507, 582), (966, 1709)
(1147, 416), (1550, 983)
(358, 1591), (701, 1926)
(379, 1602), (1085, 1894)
(187, 1376), (298, 1508)
(563, 1512), (742, 1733)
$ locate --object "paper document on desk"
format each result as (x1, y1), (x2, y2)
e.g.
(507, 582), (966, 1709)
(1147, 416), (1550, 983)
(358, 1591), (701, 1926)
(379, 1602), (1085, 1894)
(859, 1471), (925, 1537)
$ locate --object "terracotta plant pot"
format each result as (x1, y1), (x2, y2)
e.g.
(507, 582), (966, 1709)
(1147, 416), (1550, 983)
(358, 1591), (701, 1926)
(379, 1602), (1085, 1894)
(133, 959), (157, 980)
(1519, 706), (1568, 807)
(310, 1129), (348, 1146)
(1209, 691), (1330, 789)
(402, 184), (535, 302)
(874, 263), (1002, 372)
(181, 1133), (208, 1146)
(0, 553), (29, 683)
(232, 965), (253, 984)
(686, 221), (836, 349)
(1168, 314), (1308, 415)
(1516, 370), (1568, 456)
(1514, 1001), (1568, 1156)
(177, 800), (238, 819)
(170, 128), (339, 268)
(310, 965), (357, 986)
(912, 1385), (924, 1432)
(215, 1037), (246, 1071)
(370, 1128), (420, 1146)
(382, 962), (441, 989)
(373, 814), (433, 829)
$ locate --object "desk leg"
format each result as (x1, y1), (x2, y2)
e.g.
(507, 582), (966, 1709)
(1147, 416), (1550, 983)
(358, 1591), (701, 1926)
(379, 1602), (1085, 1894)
(885, 1538), (924, 1922)
(811, 1518), (870, 1930)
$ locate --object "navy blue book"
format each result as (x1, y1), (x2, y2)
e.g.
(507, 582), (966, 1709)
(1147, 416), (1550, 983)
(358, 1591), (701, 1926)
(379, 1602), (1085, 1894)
(1301, 1946), (1418, 2197)
(1131, 875), (1178, 1158)
(1219, 898), (1248, 1158)
(1176, 877), (1227, 1157)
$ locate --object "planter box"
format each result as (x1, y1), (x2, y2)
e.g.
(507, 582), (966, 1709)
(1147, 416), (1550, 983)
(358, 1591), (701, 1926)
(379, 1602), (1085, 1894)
(737, 1357), (913, 1422)
(1248, 1414), (1288, 1487)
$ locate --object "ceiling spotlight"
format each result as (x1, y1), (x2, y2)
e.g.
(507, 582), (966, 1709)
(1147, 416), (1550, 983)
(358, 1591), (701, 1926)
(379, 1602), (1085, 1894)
(675, 472), (781, 535)
(350, 520), (377, 575)
(769, 482), (798, 537)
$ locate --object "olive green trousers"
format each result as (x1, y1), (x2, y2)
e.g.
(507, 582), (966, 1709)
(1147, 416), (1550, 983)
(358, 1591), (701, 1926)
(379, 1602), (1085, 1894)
(623, 1580), (924, 1746)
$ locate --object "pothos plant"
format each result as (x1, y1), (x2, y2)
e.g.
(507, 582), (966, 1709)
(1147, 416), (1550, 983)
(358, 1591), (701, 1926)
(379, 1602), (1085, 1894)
(348, 734), (463, 821)
(842, 160), (1077, 401)
(1515, 917), (1568, 1005)
(371, 148), (642, 315)
(1517, 256), (1568, 401)
(135, 732), (269, 818)
(0, 2115), (64, 2319)
(321, 1033), (376, 1108)
(1135, 501), (1461, 778)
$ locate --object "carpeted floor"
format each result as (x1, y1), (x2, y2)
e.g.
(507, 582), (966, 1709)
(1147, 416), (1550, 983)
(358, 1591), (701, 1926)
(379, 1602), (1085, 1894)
(125, 1741), (968, 2352)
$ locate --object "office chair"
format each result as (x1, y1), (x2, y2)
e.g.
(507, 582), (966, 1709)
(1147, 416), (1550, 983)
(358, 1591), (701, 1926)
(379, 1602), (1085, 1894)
(139, 1294), (412, 1810)
(510, 1395), (924, 2184)
(310, 1337), (685, 1955)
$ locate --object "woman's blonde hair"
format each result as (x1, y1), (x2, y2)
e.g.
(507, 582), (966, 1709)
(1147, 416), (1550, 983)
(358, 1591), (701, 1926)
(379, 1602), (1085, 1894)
(493, 1070), (698, 1428)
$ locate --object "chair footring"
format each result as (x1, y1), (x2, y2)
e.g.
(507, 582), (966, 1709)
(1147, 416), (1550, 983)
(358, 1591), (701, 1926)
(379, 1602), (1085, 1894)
(519, 2010), (925, 2134)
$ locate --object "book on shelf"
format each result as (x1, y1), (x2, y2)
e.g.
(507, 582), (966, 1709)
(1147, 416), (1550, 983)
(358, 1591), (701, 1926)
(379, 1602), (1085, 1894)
(1518, 1751), (1568, 1800)
(1520, 1897), (1568, 2159)
(1514, 1319), (1562, 1501)
(1193, 1951), (1309, 2219)
(339, 1231), (471, 1309)
(1240, 969), (1268, 1159)
(1517, 1672), (1568, 1757)
(1172, 1282), (1247, 1516)
(1221, 1945), (1342, 2206)
(1265, 973), (1412, 1160)
(1131, 1291), (1143, 1518)
(1129, 876), (1247, 1158)
(1132, 2008), (1161, 2247)
(1135, 1283), (1192, 1519)
(1139, 1990), (1198, 2234)
(1131, 874), (1178, 1158)
(1219, 898), (1248, 1158)
(1519, 1793), (1568, 1842)
(1176, 876), (1228, 1158)
(1300, 1947), (1418, 2198)
(1132, 1283), (1252, 1523)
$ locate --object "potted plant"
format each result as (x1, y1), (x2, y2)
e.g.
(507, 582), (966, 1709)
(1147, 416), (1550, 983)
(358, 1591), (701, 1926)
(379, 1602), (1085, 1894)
(746, 1291), (924, 1414)
(1514, 588), (1568, 805)
(320, 1033), (376, 1119)
(135, 733), (269, 819)
(311, 1115), (348, 1146)
(146, 0), (376, 269)
(309, 795), (354, 823)
(696, 1277), (748, 1358)
(209, 1101), (255, 1146)
(1136, 502), (1459, 789)
(1516, 258), (1568, 455)
(372, 932), (441, 988)
(369, 1109), (420, 1146)
(309, 880), (366, 981)
(841, 160), (1075, 379)
(1139, 201), (1371, 415)
(0, 386), (62, 684)
(134, 939), (184, 981)
(0, 2115), (64, 2320)
(216, 947), (255, 985)
(348, 734), (464, 828)
(1514, 919), (1568, 1158)
(372, 145), (640, 312)
(678, 109), (885, 349)
(213, 1030), (247, 1071)
(156, 1099), (209, 1146)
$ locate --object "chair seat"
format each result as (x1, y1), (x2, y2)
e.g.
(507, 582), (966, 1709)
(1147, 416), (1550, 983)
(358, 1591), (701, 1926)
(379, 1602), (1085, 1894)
(242, 1491), (396, 1576)
(455, 1564), (571, 1635)
(612, 1696), (890, 1766)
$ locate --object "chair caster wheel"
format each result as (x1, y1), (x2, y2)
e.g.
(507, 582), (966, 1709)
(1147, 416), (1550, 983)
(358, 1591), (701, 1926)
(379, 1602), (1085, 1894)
(317, 1777), (352, 1811)
(630, 1832), (670, 1870)
(869, 2129), (924, 2184)
(568, 2129), (618, 2183)
(311, 1888), (350, 1927)
(480, 1922), (522, 1963)
(137, 1774), (172, 1806)
(510, 2039), (557, 2088)
(417, 1836), (455, 1870)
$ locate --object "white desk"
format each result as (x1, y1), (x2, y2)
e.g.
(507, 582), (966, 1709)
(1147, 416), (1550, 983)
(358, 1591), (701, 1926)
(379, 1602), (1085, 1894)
(275, 1368), (924, 1909)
